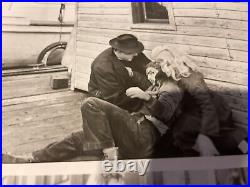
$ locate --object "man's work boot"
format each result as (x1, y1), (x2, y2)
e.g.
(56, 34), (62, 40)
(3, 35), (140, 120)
(2, 153), (34, 164)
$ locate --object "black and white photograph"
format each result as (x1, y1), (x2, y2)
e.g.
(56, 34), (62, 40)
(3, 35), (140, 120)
(2, 2), (248, 185)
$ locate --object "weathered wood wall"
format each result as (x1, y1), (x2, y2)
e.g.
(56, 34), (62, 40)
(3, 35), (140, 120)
(73, 2), (248, 127)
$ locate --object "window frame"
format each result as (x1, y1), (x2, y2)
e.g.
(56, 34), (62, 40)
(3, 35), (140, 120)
(131, 2), (176, 31)
(142, 2), (169, 23)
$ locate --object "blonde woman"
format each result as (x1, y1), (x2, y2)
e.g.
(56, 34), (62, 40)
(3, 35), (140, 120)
(150, 45), (247, 156)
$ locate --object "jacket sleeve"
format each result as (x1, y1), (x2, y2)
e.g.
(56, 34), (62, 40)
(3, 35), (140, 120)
(145, 82), (183, 126)
(88, 66), (142, 112)
(180, 72), (220, 137)
(131, 71), (152, 91)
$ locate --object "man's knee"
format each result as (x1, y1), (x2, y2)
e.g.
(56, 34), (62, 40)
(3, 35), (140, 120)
(81, 97), (101, 112)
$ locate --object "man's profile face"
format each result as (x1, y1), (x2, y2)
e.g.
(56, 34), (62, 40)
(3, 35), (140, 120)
(146, 67), (159, 85)
(114, 50), (138, 61)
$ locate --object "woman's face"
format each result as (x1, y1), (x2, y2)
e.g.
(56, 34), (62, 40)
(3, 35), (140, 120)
(146, 67), (159, 84)
(155, 50), (174, 67)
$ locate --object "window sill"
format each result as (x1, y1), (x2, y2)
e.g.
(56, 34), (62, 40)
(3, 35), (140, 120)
(131, 23), (176, 31)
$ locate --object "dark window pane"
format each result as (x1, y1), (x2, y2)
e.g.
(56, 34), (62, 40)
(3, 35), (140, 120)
(144, 2), (168, 20)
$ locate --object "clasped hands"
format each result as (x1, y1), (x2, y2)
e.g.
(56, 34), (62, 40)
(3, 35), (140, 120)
(126, 87), (151, 101)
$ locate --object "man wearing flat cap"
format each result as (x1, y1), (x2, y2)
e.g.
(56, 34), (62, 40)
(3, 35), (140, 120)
(88, 34), (151, 112)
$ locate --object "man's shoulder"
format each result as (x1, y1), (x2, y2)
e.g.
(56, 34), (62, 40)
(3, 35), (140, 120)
(92, 47), (114, 65)
(91, 48), (115, 73)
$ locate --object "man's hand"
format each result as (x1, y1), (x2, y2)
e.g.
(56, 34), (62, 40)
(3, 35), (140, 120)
(125, 67), (133, 77)
(193, 134), (220, 156)
(126, 87), (151, 101)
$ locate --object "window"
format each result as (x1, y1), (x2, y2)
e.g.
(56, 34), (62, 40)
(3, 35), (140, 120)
(131, 2), (176, 31)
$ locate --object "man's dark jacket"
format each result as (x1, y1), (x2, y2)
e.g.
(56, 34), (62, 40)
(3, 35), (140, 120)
(88, 47), (151, 112)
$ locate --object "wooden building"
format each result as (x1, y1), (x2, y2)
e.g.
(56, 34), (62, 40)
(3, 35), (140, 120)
(70, 2), (248, 129)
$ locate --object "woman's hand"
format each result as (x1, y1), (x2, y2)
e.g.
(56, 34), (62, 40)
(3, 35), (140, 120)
(126, 87), (151, 101)
(193, 134), (220, 156)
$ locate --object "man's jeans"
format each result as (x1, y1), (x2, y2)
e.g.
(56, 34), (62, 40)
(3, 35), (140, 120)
(32, 97), (160, 162)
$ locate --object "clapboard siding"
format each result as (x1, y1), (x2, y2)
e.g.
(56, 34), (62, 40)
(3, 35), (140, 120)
(174, 9), (248, 21)
(175, 17), (248, 31)
(176, 26), (248, 41)
(78, 7), (131, 15)
(74, 2), (248, 126)
(78, 15), (131, 23)
(77, 28), (248, 50)
(172, 2), (248, 12)
(78, 2), (130, 8)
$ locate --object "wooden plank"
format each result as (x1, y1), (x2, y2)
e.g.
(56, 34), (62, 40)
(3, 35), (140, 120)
(3, 113), (82, 143)
(2, 101), (81, 126)
(206, 79), (247, 99)
(3, 113), (82, 155)
(78, 29), (228, 49)
(132, 40), (230, 61)
(2, 71), (68, 82)
(173, 2), (248, 12)
(76, 39), (108, 50)
(229, 50), (248, 63)
(78, 14), (130, 23)
(215, 2), (248, 12)
(200, 67), (248, 86)
(2, 67), (68, 77)
(177, 26), (248, 41)
(77, 27), (129, 38)
(218, 10), (248, 21)
(78, 21), (130, 30)
(175, 17), (248, 31)
(3, 93), (83, 113)
(173, 2), (216, 9)
(3, 65), (65, 74)
(188, 46), (230, 60)
(77, 48), (103, 59)
(232, 110), (247, 125)
(75, 73), (90, 91)
(77, 24), (248, 42)
(191, 56), (248, 74)
(174, 9), (248, 21)
(78, 7), (130, 15)
(174, 9), (219, 18)
(227, 39), (248, 51)
(2, 91), (76, 106)
(140, 33), (227, 49)
(3, 84), (69, 100)
(78, 2), (130, 8)
(75, 57), (93, 74)
(77, 34), (110, 45)
(220, 94), (248, 112)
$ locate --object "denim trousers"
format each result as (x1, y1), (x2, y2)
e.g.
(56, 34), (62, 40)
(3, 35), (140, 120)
(32, 97), (160, 162)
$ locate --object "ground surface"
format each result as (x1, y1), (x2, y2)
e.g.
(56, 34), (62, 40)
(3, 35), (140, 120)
(2, 69), (87, 155)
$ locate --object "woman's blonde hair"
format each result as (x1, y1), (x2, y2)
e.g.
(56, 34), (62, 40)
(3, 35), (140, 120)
(151, 45), (199, 81)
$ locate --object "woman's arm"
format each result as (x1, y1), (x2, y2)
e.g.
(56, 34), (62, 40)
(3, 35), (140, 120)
(179, 72), (220, 137)
(145, 82), (183, 125)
